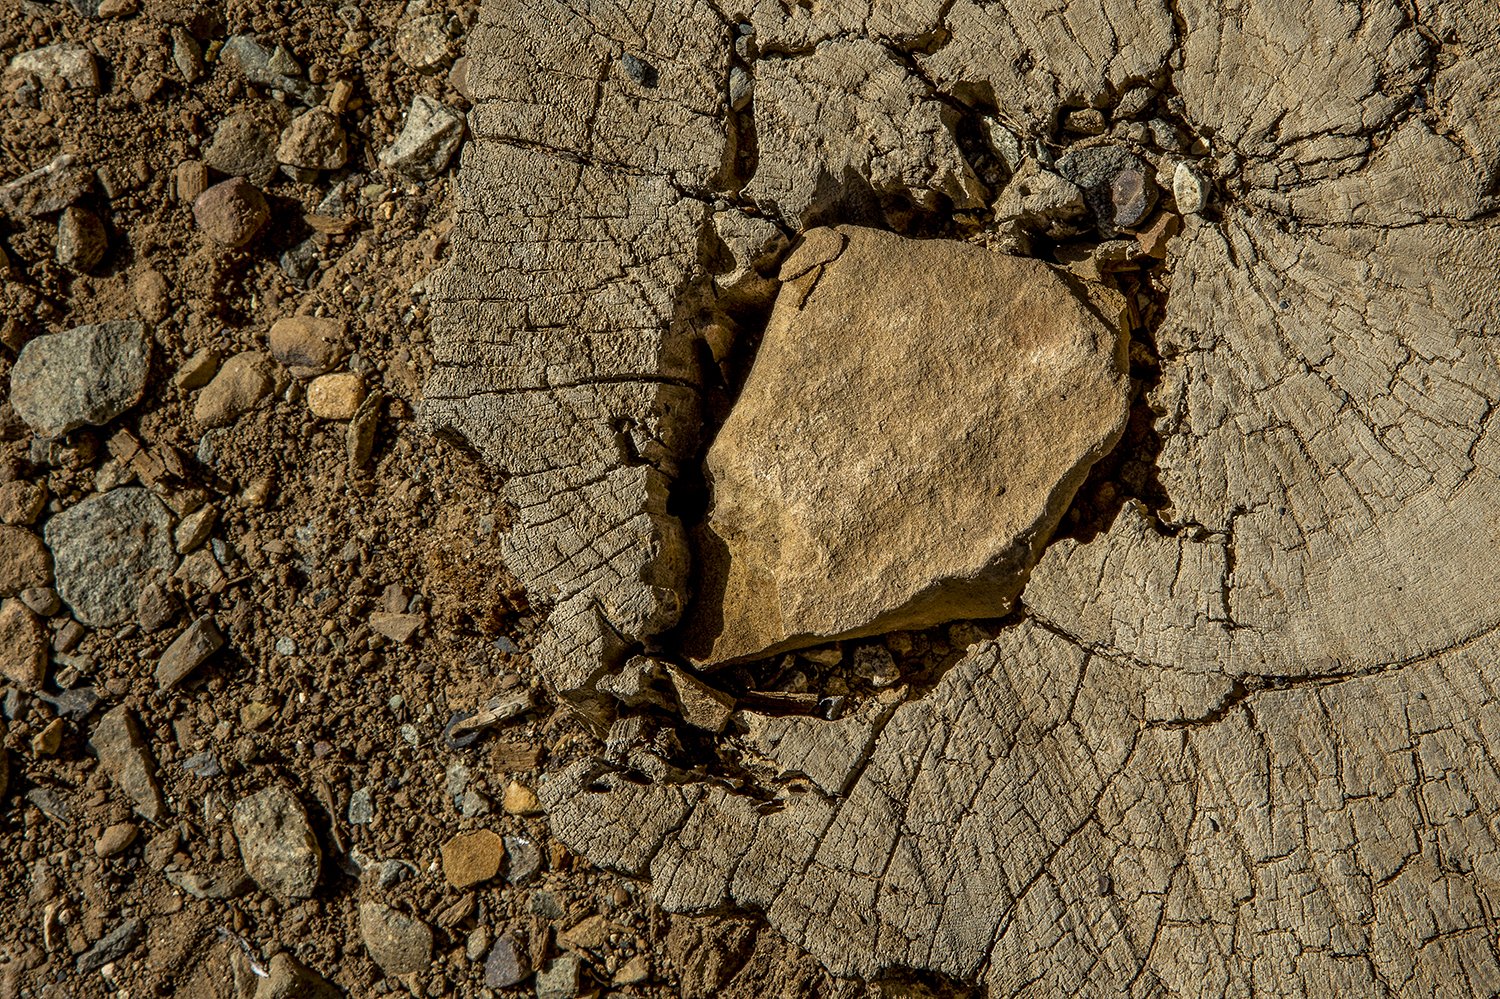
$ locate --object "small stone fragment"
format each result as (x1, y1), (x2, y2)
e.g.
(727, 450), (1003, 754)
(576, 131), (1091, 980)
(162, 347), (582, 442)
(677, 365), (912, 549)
(359, 902), (433, 977)
(347, 787), (373, 825)
(1055, 145), (1157, 232)
(441, 829), (504, 888)
(154, 615), (224, 689)
(96, 0), (138, 17)
(347, 389), (382, 469)
(232, 785), (322, 900)
(535, 955), (583, 999)
(559, 914), (618, 952)
(852, 645), (900, 687)
(1173, 160), (1208, 214)
(0, 527), (51, 596)
(1064, 108), (1107, 134)
(1136, 210), (1182, 257)
(667, 665), (735, 732)
(395, 15), (455, 73)
(171, 28), (204, 83)
(0, 153), (93, 216)
(136, 580), (178, 631)
(19, 587), (59, 617)
(169, 868), (238, 900)
(94, 821), (138, 858)
(194, 351), (274, 427)
(219, 35), (316, 104)
(8, 44), (99, 92)
(205, 108), (282, 186)
(91, 706), (167, 821)
(76, 918), (144, 975)
(255, 952), (341, 999)
(378, 95), (466, 180)
(174, 348), (221, 390)
(268, 316), (347, 376)
(613, 954), (650, 986)
(306, 372), (365, 420)
(174, 505), (217, 553)
(194, 178), (270, 247)
(9, 321), (151, 438)
(175, 159), (209, 203)
(181, 750), (222, 777)
(505, 835), (543, 883)
(503, 780), (543, 817)
(0, 481), (45, 525)
(277, 108), (348, 174)
(368, 611), (422, 643)
(484, 933), (530, 989)
(31, 717), (63, 755)
(46, 488), (176, 627)
(55, 207), (107, 272)
(132, 268), (171, 323)
(1109, 169), (1156, 229)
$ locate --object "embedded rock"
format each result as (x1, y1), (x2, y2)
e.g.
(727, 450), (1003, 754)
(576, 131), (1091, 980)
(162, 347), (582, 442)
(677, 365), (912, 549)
(91, 707), (166, 822)
(683, 225), (1129, 664)
(45, 488), (176, 627)
(232, 785), (322, 900)
(9, 321), (151, 438)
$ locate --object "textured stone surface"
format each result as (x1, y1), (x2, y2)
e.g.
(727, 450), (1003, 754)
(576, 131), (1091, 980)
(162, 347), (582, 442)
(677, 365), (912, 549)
(358, 902), (432, 977)
(45, 488), (175, 627)
(91, 707), (166, 822)
(0, 598), (47, 690)
(440, 829), (503, 888)
(232, 785), (322, 900)
(9, 321), (150, 438)
(0, 526), (51, 596)
(684, 225), (1128, 663)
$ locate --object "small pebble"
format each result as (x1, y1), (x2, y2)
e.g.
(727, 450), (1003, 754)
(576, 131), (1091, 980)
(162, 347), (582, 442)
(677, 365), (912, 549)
(18, 587), (59, 616)
(193, 178), (270, 248)
(31, 717), (64, 756)
(95, 822), (138, 858)
(0, 481), (46, 526)
(441, 829), (504, 889)
(268, 316), (347, 376)
(174, 348), (221, 391)
(1173, 160), (1209, 214)
(175, 160), (209, 203)
(394, 14), (455, 73)
(56, 206), (106, 272)
(204, 107), (282, 186)
(502, 780), (542, 817)
(277, 108), (348, 175)
(193, 352), (273, 427)
(306, 372), (365, 420)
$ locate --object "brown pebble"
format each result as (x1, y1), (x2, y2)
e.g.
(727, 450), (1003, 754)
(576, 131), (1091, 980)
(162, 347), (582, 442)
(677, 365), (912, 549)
(503, 780), (542, 817)
(193, 178), (269, 248)
(175, 160), (209, 203)
(95, 822), (138, 858)
(441, 829), (504, 889)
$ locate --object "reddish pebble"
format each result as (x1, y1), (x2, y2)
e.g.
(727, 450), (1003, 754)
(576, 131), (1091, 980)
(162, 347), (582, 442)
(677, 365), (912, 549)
(192, 177), (269, 247)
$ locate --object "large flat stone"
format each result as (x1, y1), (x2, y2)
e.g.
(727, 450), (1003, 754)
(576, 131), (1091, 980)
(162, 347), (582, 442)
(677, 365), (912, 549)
(682, 225), (1129, 664)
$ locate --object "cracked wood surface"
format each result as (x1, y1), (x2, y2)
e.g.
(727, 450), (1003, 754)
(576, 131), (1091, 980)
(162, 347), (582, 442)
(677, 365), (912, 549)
(430, 0), (1500, 993)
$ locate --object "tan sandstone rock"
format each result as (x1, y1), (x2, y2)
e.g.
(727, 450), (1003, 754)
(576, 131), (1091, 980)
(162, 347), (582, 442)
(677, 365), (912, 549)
(682, 225), (1130, 664)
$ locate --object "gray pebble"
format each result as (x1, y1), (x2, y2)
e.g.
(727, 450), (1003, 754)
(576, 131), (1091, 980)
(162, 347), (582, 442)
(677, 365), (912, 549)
(46, 488), (175, 627)
(378, 95), (466, 180)
(9, 322), (150, 439)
